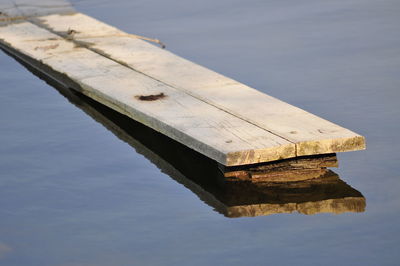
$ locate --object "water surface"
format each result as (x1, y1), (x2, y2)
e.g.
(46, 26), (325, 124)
(1, 0), (400, 265)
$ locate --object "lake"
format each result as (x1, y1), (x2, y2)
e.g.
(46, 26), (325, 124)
(0, 0), (399, 265)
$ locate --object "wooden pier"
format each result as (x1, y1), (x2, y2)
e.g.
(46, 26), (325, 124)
(0, 2), (365, 166)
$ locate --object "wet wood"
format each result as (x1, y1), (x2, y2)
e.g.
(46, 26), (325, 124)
(222, 153), (339, 182)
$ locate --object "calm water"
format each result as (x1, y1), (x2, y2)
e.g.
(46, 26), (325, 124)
(1, 0), (400, 265)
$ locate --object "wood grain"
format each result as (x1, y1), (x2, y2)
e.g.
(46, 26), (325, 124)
(0, 21), (295, 165)
(34, 12), (366, 156)
(0, 9), (366, 166)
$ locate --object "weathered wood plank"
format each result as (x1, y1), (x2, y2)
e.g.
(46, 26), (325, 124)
(3, 47), (365, 217)
(70, 93), (365, 217)
(0, 21), (296, 165)
(33, 12), (366, 156)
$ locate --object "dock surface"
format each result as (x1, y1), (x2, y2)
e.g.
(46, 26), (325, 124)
(0, 2), (365, 166)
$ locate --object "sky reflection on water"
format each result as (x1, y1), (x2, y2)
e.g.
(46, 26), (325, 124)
(0, 0), (400, 265)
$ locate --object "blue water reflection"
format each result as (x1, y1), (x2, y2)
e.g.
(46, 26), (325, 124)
(1, 0), (400, 265)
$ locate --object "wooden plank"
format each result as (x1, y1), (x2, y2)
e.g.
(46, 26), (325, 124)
(32, 12), (366, 156)
(70, 94), (365, 217)
(66, 90), (365, 217)
(57, 89), (365, 217)
(3, 49), (365, 217)
(0, 21), (296, 166)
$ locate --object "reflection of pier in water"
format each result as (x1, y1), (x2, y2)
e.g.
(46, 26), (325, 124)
(4, 50), (366, 217)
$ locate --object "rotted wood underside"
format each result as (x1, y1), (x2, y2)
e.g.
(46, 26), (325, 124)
(221, 153), (338, 182)
(0, 1), (366, 166)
